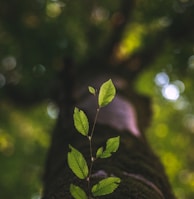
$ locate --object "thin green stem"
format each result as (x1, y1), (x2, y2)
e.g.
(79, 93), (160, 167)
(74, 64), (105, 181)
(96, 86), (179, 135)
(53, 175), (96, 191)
(91, 108), (100, 138)
(89, 107), (100, 159)
(87, 107), (100, 198)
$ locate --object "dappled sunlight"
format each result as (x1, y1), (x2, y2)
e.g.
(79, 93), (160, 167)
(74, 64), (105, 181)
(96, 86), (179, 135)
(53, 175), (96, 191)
(116, 15), (173, 61)
(136, 64), (194, 198)
(116, 24), (144, 60)
(155, 72), (185, 101)
(161, 152), (182, 178)
(155, 123), (169, 138)
(0, 101), (54, 199)
(171, 134), (189, 149)
(0, 102), (53, 153)
(10, 111), (50, 149)
(0, 130), (15, 156)
(179, 170), (194, 186)
(46, 1), (65, 18)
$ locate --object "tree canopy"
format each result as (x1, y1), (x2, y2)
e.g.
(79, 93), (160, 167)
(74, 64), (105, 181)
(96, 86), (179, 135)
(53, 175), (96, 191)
(0, 0), (194, 199)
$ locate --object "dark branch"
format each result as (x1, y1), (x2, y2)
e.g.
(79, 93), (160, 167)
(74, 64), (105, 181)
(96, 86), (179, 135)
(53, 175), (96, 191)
(104, 0), (136, 60)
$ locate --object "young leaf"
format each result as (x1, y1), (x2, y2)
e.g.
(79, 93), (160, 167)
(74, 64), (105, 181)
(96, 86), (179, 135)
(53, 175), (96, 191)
(88, 86), (96, 95)
(98, 79), (116, 107)
(96, 146), (103, 158)
(70, 184), (87, 199)
(98, 136), (120, 158)
(92, 177), (121, 197)
(73, 107), (89, 136)
(68, 145), (89, 179)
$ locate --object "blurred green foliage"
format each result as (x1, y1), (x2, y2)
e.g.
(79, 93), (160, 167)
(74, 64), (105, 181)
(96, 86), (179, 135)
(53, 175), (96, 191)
(0, 102), (54, 199)
(0, 0), (194, 199)
(136, 57), (194, 199)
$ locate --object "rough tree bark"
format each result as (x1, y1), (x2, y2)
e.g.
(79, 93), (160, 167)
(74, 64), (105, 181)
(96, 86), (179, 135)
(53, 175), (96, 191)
(42, 70), (176, 199)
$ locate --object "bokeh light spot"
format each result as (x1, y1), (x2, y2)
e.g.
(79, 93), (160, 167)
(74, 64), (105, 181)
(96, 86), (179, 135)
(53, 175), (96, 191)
(155, 123), (168, 138)
(33, 64), (46, 76)
(183, 114), (194, 133)
(91, 7), (109, 23)
(155, 72), (169, 87)
(0, 131), (14, 156)
(47, 102), (59, 119)
(158, 17), (172, 28)
(2, 56), (17, 71)
(188, 55), (194, 69)
(162, 84), (180, 101)
(173, 80), (185, 93)
(174, 97), (189, 110)
(46, 2), (62, 18)
(31, 193), (41, 199)
(162, 152), (181, 177)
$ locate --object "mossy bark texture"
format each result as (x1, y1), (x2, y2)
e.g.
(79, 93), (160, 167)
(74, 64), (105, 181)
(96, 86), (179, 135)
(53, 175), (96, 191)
(42, 121), (176, 199)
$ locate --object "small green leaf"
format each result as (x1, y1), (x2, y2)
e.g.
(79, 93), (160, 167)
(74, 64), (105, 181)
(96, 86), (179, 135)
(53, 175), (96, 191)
(98, 79), (116, 107)
(96, 147), (103, 158)
(67, 145), (89, 179)
(88, 86), (96, 95)
(92, 177), (121, 197)
(70, 184), (87, 199)
(73, 107), (89, 136)
(98, 136), (120, 158)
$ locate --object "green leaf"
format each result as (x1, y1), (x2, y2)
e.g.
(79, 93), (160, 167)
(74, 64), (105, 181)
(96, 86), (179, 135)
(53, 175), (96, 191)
(98, 136), (120, 158)
(96, 146), (103, 158)
(88, 86), (96, 95)
(70, 184), (87, 199)
(73, 107), (89, 136)
(98, 79), (116, 107)
(67, 145), (89, 179)
(92, 177), (121, 197)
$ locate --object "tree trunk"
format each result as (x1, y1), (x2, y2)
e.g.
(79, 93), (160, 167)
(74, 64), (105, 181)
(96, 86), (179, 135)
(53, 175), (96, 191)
(42, 74), (176, 199)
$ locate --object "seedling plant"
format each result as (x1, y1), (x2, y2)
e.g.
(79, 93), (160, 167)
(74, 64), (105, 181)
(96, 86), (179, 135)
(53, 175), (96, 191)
(67, 79), (121, 199)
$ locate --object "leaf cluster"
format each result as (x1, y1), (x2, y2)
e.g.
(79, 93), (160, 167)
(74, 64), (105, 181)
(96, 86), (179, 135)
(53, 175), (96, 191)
(67, 79), (121, 199)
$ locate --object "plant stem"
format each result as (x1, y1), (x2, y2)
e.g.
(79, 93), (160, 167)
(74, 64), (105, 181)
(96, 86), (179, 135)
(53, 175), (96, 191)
(91, 108), (100, 137)
(87, 107), (100, 197)
(90, 107), (100, 158)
